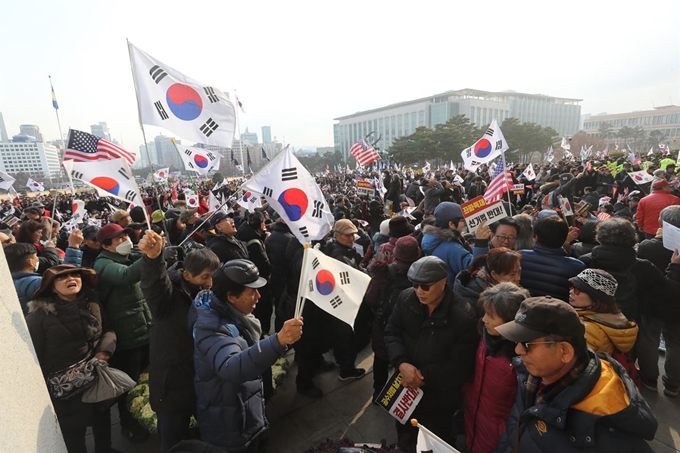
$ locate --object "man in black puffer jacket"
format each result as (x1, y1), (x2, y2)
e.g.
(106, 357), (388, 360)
(206, 211), (249, 264)
(266, 219), (294, 331)
(139, 231), (220, 453)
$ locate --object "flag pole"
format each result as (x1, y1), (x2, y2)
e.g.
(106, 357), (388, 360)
(234, 89), (245, 176)
(48, 76), (68, 242)
(501, 147), (513, 209)
(294, 244), (311, 320)
(175, 195), (234, 249)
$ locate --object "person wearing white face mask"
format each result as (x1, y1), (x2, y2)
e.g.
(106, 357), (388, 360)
(93, 223), (153, 444)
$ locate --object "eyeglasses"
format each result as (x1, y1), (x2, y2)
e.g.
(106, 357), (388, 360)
(518, 340), (557, 352)
(494, 234), (517, 243)
(412, 282), (434, 291)
(56, 273), (82, 281)
(570, 285), (581, 295)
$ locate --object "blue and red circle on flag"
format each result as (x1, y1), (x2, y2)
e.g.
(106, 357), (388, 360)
(194, 154), (209, 168)
(242, 191), (252, 202)
(90, 177), (120, 195)
(278, 188), (308, 221)
(315, 270), (335, 296)
(474, 139), (493, 158)
(166, 84), (203, 121)
(634, 174), (644, 181)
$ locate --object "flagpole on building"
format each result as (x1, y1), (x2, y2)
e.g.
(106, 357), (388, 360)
(234, 89), (245, 176)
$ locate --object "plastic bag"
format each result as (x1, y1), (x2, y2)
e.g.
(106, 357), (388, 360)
(82, 359), (136, 403)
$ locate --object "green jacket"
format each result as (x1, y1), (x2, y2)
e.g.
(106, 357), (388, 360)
(93, 250), (151, 350)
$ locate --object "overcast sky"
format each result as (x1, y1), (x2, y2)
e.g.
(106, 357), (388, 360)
(1, 0), (678, 153)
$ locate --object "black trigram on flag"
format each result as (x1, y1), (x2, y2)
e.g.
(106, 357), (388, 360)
(485, 127), (494, 136)
(308, 280), (314, 293)
(330, 296), (343, 309)
(187, 162), (195, 169)
(184, 149), (193, 156)
(204, 87), (219, 103)
(299, 226), (309, 238)
(124, 190), (138, 202)
(71, 171), (84, 180)
(199, 118), (219, 137)
(262, 187), (273, 197)
(281, 167), (298, 181)
(154, 101), (169, 120)
(0, 176), (5, 182)
(312, 257), (320, 269)
(465, 148), (472, 158)
(494, 140), (503, 150)
(118, 168), (130, 180)
(312, 200), (324, 218)
(339, 271), (350, 285)
(149, 65), (168, 84)
(206, 152), (216, 161)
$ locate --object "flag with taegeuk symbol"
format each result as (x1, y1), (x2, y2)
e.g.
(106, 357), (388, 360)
(27, 178), (45, 192)
(65, 129), (137, 166)
(154, 167), (170, 180)
(128, 41), (236, 148)
(460, 119), (508, 171)
(62, 158), (142, 204)
(174, 142), (221, 175)
(299, 247), (371, 328)
(240, 146), (333, 244)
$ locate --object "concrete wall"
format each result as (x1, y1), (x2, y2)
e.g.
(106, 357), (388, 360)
(0, 252), (67, 452)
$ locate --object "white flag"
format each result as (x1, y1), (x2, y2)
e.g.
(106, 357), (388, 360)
(63, 158), (141, 204)
(449, 160), (455, 171)
(8, 186), (19, 202)
(460, 119), (508, 171)
(154, 167), (170, 180)
(423, 161), (431, 173)
(416, 423), (460, 453)
(237, 190), (262, 211)
(174, 142), (221, 175)
(240, 147), (333, 244)
(26, 178), (45, 192)
(299, 247), (370, 328)
(522, 163), (536, 181)
(184, 189), (200, 208)
(561, 137), (571, 150)
(560, 197), (574, 216)
(648, 146), (655, 157)
(628, 170), (654, 185)
(208, 191), (223, 212)
(128, 42), (236, 147)
(0, 170), (16, 190)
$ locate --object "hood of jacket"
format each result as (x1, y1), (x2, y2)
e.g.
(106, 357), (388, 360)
(27, 298), (58, 315)
(421, 224), (459, 254)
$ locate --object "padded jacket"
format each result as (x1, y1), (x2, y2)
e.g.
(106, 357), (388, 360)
(519, 244), (586, 301)
(421, 225), (488, 287)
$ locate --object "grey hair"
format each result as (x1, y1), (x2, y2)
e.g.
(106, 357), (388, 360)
(660, 205), (680, 229)
(595, 217), (637, 248)
(512, 214), (534, 251)
(479, 282), (531, 323)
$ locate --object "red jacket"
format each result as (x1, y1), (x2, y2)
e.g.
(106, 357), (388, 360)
(463, 338), (517, 453)
(636, 191), (680, 235)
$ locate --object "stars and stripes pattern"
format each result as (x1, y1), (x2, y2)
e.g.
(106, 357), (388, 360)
(350, 138), (380, 166)
(65, 129), (136, 166)
(483, 157), (513, 204)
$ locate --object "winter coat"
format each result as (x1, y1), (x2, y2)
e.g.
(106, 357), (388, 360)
(464, 338), (517, 453)
(519, 244), (586, 302)
(579, 244), (666, 321)
(79, 244), (100, 268)
(636, 191), (680, 235)
(387, 179), (402, 207)
(453, 267), (494, 317)
(93, 250), (151, 350)
(377, 236), (399, 263)
(236, 223), (271, 280)
(421, 225), (488, 287)
(568, 241), (596, 259)
(25, 294), (116, 431)
(12, 271), (42, 314)
(637, 237), (673, 273)
(36, 244), (60, 275)
(206, 232), (249, 264)
(496, 350), (657, 453)
(385, 285), (479, 414)
(576, 309), (638, 355)
(140, 255), (197, 413)
(265, 221), (294, 302)
(189, 291), (286, 452)
(423, 183), (446, 215)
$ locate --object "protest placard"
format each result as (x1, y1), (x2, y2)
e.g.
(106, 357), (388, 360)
(374, 370), (423, 424)
(461, 196), (508, 233)
(356, 179), (376, 197)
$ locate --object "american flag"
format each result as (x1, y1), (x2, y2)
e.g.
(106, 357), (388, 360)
(483, 157), (513, 204)
(65, 129), (136, 166)
(350, 138), (380, 166)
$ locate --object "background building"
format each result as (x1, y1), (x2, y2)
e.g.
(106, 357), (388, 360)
(0, 113), (8, 142)
(90, 122), (111, 141)
(0, 139), (61, 179)
(19, 124), (43, 142)
(240, 128), (258, 145)
(153, 135), (182, 169)
(261, 126), (272, 144)
(582, 106), (680, 147)
(334, 88), (582, 159)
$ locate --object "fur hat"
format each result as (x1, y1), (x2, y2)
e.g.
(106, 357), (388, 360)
(388, 216), (414, 238)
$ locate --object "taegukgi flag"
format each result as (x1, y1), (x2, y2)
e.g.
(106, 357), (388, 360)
(26, 178), (45, 192)
(174, 141), (221, 175)
(237, 190), (262, 211)
(627, 170), (654, 185)
(522, 163), (536, 181)
(240, 146), (333, 244)
(63, 158), (141, 204)
(128, 42), (236, 147)
(460, 119), (508, 171)
(299, 247), (371, 328)
(0, 170), (16, 190)
(154, 167), (170, 180)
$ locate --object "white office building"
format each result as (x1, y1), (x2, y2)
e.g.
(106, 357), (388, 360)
(0, 141), (61, 180)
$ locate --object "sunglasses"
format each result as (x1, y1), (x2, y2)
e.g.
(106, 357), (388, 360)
(56, 273), (82, 281)
(569, 285), (581, 295)
(412, 282), (435, 291)
(518, 340), (557, 352)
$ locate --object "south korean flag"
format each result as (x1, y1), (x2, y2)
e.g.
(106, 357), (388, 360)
(128, 42), (236, 147)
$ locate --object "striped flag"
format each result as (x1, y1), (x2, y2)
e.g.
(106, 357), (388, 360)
(350, 138), (380, 166)
(483, 157), (513, 204)
(65, 129), (136, 166)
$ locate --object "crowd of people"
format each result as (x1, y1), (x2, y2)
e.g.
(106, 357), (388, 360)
(3, 152), (680, 453)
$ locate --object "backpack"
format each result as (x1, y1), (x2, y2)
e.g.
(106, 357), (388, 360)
(376, 264), (413, 330)
(611, 350), (642, 391)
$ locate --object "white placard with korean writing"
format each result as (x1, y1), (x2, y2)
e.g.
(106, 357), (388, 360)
(461, 196), (508, 233)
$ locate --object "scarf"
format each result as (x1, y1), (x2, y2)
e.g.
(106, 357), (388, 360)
(223, 299), (262, 345)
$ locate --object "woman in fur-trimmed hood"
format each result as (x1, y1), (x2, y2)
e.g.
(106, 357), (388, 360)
(25, 265), (116, 453)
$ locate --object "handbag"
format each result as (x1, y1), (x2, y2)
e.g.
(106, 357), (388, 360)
(82, 359), (136, 403)
(47, 352), (97, 400)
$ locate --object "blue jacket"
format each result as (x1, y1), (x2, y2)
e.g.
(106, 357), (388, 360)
(519, 244), (585, 301)
(496, 350), (657, 453)
(421, 225), (487, 286)
(189, 291), (286, 452)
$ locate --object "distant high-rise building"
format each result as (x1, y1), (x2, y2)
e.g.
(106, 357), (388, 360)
(0, 112), (8, 142)
(240, 128), (258, 145)
(0, 140), (61, 179)
(153, 135), (182, 169)
(19, 124), (43, 142)
(90, 122), (111, 140)
(137, 142), (157, 168)
(261, 126), (272, 144)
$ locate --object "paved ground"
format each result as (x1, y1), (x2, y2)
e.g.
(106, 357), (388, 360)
(89, 348), (680, 452)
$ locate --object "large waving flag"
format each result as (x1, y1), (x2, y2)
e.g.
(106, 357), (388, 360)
(299, 247), (370, 328)
(0, 170), (16, 190)
(240, 147), (333, 244)
(128, 42), (236, 147)
(628, 170), (654, 185)
(350, 138), (380, 166)
(63, 158), (141, 204)
(27, 178), (45, 192)
(65, 129), (137, 166)
(174, 142), (221, 175)
(461, 119), (508, 171)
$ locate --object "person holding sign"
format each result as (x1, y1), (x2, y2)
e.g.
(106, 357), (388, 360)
(385, 256), (479, 453)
